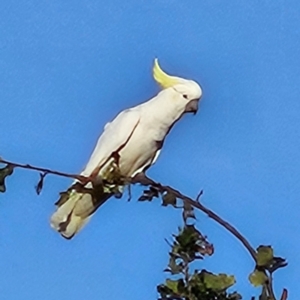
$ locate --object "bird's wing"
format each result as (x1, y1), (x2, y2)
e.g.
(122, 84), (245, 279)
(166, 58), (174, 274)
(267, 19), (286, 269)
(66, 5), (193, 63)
(81, 108), (141, 176)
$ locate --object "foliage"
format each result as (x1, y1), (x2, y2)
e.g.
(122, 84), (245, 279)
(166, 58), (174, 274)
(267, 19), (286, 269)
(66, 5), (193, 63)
(157, 224), (240, 300)
(248, 245), (287, 290)
(156, 222), (287, 300)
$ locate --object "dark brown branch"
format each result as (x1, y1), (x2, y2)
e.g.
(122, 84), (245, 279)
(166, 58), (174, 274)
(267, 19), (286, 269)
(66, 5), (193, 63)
(0, 158), (88, 183)
(132, 173), (257, 261)
(0, 158), (257, 261)
(280, 289), (288, 300)
(266, 271), (276, 300)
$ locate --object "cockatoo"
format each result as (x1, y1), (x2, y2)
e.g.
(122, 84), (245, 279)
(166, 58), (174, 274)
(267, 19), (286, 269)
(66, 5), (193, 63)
(50, 59), (202, 239)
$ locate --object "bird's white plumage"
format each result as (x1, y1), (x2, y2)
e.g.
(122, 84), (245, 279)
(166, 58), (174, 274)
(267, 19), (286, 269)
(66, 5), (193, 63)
(81, 108), (141, 177)
(50, 59), (202, 239)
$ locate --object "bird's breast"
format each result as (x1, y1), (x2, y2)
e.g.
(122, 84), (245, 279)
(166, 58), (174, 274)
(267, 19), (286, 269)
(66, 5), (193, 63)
(117, 123), (164, 177)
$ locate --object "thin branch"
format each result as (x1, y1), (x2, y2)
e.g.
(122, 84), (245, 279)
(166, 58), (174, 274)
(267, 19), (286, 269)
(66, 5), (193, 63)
(127, 184), (132, 202)
(187, 195), (257, 261)
(0, 158), (87, 183)
(280, 289), (288, 300)
(0, 158), (257, 261)
(132, 173), (257, 261)
(266, 271), (276, 300)
(196, 190), (203, 203)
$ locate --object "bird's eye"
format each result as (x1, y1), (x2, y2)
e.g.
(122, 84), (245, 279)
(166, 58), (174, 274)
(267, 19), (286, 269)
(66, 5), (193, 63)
(183, 94), (188, 99)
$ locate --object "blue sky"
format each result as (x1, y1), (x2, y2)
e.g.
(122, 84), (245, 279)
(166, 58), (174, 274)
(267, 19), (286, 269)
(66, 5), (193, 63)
(0, 0), (299, 299)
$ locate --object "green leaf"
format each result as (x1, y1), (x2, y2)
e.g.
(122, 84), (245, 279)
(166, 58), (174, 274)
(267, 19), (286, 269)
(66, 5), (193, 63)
(249, 269), (268, 287)
(0, 164), (14, 193)
(176, 225), (201, 247)
(162, 191), (177, 207)
(166, 279), (180, 293)
(176, 225), (197, 247)
(202, 271), (236, 291)
(188, 270), (237, 299)
(165, 255), (184, 275)
(165, 278), (185, 295)
(256, 245), (273, 267)
(157, 279), (186, 298)
(172, 225), (213, 262)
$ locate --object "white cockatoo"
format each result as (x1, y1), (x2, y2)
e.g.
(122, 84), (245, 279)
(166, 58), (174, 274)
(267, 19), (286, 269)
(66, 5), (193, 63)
(50, 59), (202, 239)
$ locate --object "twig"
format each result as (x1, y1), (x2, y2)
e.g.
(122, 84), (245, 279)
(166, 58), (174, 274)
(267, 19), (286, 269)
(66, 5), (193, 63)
(196, 190), (203, 203)
(0, 158), (87, 183)
(280, 289), (288, 300)
(266, 271), (276, 300)
(127, 184), (132, 201)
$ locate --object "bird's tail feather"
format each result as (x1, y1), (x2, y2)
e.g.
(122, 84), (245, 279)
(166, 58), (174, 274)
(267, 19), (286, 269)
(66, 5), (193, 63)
(50, 188), (112, 239)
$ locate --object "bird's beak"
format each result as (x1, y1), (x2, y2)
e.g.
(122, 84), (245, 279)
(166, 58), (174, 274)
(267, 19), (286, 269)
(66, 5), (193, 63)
(185, 99), (199, 115)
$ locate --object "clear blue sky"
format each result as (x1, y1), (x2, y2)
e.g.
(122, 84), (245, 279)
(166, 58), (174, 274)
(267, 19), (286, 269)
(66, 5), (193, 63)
(0, 0), (299, 299)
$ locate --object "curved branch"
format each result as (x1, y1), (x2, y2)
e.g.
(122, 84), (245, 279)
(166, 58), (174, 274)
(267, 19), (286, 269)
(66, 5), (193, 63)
(280, 289), (288, 300)
(0, 157), (257, 260)
(132, 173), (257, 261)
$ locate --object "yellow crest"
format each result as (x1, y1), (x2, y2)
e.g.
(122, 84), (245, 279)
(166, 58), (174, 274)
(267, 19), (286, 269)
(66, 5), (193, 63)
(153, 58), (181, 89)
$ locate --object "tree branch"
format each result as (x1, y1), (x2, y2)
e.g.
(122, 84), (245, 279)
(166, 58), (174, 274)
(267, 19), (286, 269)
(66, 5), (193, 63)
(280, 289), (288, 300)
(0, 157), (256, 260)
(267, 272), (276, 300)
(0, 158), (87, 183)
(132, 173), (257, 261)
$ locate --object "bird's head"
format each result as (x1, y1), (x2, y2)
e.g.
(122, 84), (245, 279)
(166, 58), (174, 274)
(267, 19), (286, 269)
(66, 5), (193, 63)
(153, 59), (202, 114)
